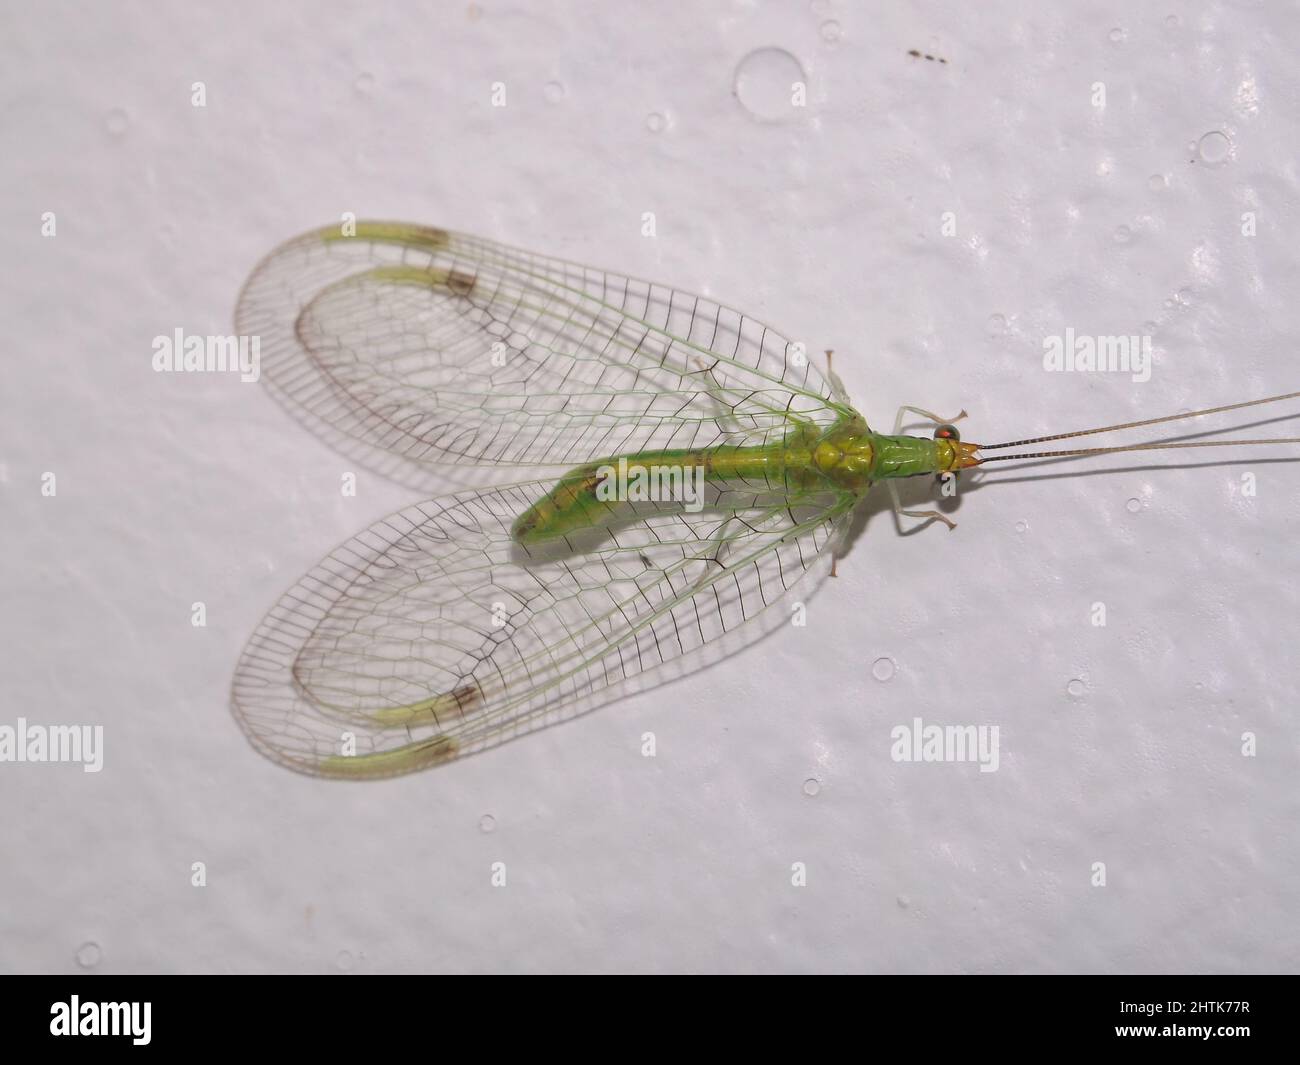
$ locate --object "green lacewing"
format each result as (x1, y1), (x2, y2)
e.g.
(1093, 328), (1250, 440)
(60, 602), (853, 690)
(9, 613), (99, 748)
(231, 222), (1300, 778)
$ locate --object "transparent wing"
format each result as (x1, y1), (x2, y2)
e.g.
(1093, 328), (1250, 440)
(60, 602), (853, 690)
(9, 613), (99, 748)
(236, 222), (853, 488)
(232, 479), (853, 777)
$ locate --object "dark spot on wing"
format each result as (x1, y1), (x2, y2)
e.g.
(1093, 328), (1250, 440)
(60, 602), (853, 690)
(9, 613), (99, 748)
(450, 683), (484, 718)
(446, 270), (477, 295)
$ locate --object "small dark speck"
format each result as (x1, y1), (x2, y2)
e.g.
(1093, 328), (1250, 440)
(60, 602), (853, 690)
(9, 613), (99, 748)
(907, 49), (949, 64)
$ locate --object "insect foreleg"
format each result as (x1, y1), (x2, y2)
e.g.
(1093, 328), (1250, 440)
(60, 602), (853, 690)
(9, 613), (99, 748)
(892, 405), (968, 435)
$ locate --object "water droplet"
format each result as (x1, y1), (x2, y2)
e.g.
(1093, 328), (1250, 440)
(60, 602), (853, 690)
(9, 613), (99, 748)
(733, 47), (807, 121)
(1148, 173), (1168, 191)
(986, 312), (1007, 336)
(1197, 130), (1231, 165)
(75, 941), (101, 969)
(1177, 287), (1193, 305)
(820, 20), (841, 43)
(1126, 497), (1142, 513)
(336, 949), (354, 971)
(479, 814), (496, 833)
(645, 111), (666, 133)
(1142, 320), (1158, 335)
(1015, 519), (1028, 534)
(1113, 224), (1133, 244)
(105, 109), (129, 137)
(872, 656), (896, 682)
(354, 72), (374, 94)
(1165, 14), (1180, 28)
(1066, 678), (1085, 698)
(802, 777), (821, 796)
(897, 895), (910, 909)
(1108, 27), (1125, 44)
(544, 80), (565, 104)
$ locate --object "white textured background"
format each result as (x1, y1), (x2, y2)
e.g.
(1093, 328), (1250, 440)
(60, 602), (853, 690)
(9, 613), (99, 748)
(2, 0), (1298, 974)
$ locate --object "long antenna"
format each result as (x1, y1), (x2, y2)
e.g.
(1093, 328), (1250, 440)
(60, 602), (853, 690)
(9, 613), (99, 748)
(978, 390), (1300, 451)
(977, 437), (1300, 464)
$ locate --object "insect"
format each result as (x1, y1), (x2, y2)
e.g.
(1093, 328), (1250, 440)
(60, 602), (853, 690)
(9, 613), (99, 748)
(231, 221), (1300, 778)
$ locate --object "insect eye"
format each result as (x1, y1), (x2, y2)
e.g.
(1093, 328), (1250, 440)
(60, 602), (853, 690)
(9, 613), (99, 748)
(933, 423), (961, 442)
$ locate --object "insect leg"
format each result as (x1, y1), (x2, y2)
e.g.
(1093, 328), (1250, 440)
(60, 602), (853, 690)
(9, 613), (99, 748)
(886, 479), (957, 533)
(823, 350), (852, 405)
(892, 406), (968, 435)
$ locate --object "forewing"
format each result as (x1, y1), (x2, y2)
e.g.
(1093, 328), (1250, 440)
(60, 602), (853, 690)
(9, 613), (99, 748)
(231, 479), (852, 777)
(236, 223), (851, 488)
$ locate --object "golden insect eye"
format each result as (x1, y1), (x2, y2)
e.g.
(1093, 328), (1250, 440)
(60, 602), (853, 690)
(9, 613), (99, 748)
(933, 423), (961, 442)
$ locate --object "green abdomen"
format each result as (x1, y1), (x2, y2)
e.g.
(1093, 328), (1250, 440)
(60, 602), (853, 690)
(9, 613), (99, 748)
(511, 442), (816, 544)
